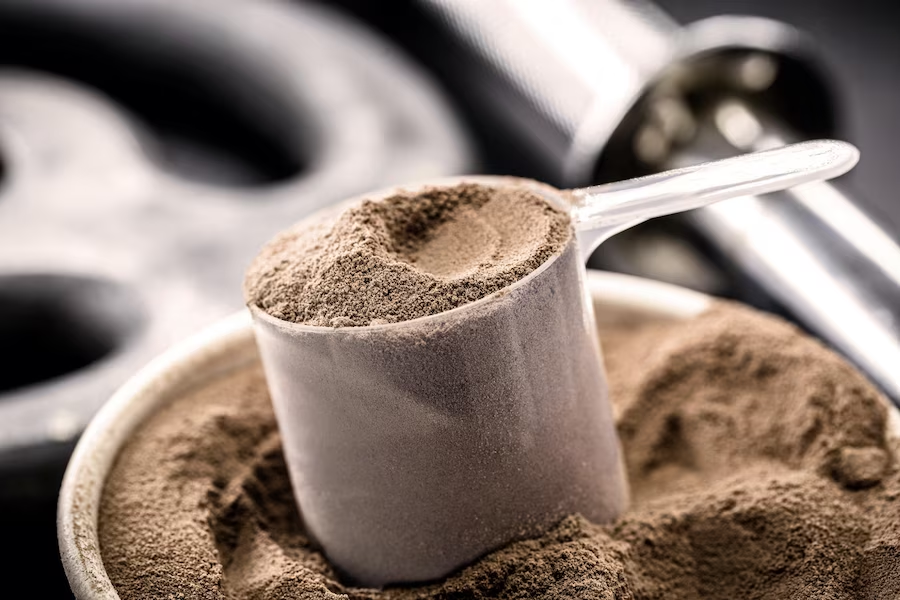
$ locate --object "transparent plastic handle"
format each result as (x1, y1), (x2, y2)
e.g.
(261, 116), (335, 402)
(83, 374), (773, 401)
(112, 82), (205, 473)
(571, 140), (860, 257)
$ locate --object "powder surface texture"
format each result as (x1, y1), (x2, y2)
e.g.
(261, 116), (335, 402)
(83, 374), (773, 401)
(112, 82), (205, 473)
(98, 301), (900, 599)
(243, 182), (572, 327)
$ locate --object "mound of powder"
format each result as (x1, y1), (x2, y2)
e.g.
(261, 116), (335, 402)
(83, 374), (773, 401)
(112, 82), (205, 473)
(243, 182), (572, 327)
(98, 301), (900, 599)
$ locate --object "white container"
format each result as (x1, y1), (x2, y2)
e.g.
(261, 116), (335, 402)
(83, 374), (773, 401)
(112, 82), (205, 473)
(57, 272), (900, 598)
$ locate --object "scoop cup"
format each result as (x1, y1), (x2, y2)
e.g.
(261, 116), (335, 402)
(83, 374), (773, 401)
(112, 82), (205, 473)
(250, 140), (859, 587)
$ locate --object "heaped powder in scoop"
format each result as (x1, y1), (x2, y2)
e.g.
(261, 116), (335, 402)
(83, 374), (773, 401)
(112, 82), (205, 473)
(98, 301), (900, 599)
(243, 182), (571, 326)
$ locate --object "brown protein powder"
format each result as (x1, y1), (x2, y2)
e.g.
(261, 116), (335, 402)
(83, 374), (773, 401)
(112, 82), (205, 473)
(98, 301), (900, 600)
(243, 182), (572, 327)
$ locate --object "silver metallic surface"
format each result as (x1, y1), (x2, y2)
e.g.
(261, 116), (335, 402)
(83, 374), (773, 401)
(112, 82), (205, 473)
(420, 0), (680, 184)
(681, 103), (900, 401)
(0, 0), (471, 471)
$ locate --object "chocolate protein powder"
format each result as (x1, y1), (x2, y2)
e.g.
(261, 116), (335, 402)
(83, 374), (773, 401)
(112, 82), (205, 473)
(243, 182), (571, 327)
(99, 301), (900, 599)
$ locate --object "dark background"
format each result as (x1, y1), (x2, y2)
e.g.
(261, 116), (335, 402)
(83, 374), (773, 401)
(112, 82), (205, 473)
(3, 0), (899, 597)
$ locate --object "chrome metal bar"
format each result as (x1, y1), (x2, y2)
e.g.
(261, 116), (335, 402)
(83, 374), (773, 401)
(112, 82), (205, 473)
(678, 102), (900, 401)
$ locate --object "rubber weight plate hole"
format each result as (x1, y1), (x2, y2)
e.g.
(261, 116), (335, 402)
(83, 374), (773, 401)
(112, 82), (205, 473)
(0, 274), (144, 395)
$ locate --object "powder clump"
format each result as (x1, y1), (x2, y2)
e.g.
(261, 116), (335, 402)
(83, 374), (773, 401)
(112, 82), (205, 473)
(243, 183), (572, 327)
(99, 302), (900, 600)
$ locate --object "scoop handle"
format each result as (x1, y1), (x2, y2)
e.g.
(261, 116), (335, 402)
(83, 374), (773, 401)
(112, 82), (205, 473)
(569, 139), (860, 256)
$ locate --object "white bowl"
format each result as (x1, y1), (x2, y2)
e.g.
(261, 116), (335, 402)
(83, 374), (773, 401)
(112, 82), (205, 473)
(56, 271), (899, 599)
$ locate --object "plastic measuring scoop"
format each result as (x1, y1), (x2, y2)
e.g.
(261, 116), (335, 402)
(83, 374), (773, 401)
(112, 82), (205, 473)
(250, 139), (859, 588)
(571, 139), (859, 259)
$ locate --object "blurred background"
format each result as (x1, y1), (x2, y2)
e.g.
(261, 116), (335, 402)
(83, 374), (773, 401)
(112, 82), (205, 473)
(0, 0), (898, 595)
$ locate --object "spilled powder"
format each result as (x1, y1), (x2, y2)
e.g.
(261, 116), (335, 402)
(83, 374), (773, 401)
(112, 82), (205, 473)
(98, 302), (900, 599)
(243, 182), (571, 327)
